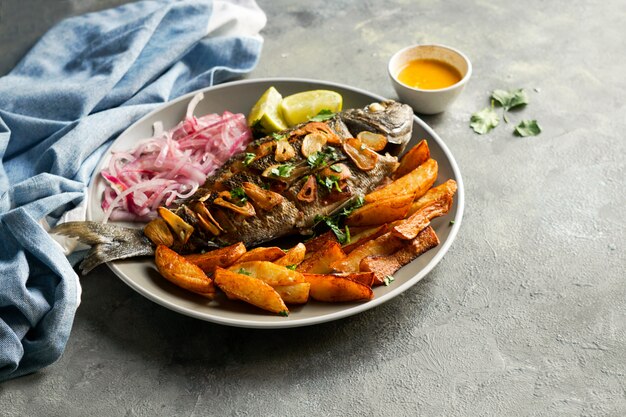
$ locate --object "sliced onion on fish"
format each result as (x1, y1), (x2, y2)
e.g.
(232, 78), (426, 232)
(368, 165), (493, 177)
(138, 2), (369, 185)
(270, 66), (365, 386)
(100, 93), (253, 222)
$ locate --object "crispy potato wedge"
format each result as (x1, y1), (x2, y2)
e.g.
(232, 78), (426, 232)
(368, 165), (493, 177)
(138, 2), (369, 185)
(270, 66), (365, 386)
(228, 261), (305, 286)
(184, 242), (246, 275)
(235, 246), (285, 263)
(360, 226), (440, 284)
(332, 272), (376, 288)
(155, 245), (215, 297)
(364, 158), (438, 204)
(214, 267), (288, 315)
(274, 282), (311, 304)
(392, 139), (430, 179)
(346, 194), (414, 227)
(303, 231), (338, 257)
(275, 243), (306, 267)
(297, 241), (346, 274)
(392, 179), (457, 240)
(330, 232), (405, 273)
(342, 224), (390, 254)
(303, 274), (373, 302)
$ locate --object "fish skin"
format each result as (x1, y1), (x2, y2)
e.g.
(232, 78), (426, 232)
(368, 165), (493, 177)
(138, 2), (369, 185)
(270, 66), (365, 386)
(51, 100), (414, 273)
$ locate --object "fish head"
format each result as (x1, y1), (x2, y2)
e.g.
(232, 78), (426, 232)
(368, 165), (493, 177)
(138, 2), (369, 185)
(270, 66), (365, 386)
(339, 100), (414, 156)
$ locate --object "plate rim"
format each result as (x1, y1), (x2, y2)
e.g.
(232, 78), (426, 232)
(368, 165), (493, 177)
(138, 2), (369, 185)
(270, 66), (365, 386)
(88, 77), (465, 329)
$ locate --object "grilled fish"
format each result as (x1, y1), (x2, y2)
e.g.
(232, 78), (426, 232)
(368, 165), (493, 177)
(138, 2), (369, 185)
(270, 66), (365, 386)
(53, 100), (414, 273)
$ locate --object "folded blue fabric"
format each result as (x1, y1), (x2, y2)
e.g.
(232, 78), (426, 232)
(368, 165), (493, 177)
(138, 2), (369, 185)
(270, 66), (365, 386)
(0, 0), (265, 381)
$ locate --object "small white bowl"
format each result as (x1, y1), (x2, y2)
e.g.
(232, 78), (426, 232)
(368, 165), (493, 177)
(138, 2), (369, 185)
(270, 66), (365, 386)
(388, 44), (472, 115)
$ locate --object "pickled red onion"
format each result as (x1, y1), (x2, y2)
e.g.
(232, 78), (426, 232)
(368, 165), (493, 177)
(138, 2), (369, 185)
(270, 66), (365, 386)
(100, 93), (252, 223)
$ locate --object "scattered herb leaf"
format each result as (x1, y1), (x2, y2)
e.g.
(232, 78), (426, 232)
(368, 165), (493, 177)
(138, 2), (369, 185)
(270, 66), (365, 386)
(330, 164), (343, 173)
(309, 109), (335, 122)
(383, 275), (395, 286)
(514, 120), (542, 137)
(470, 106), (499, 134)
(286, 264), (297, 270)
(307, 146), (340, 169)
(449, 220), (455, 225)
(272, 132), (287, 141)
(340, 195), (365, 217)
(314, 214), (348, 244)
(243, 152), (256, 166)
(317, 174), (342, 193)
(230, 187), (247, 205)
(278, 310), (289, 317)
(238, 268), (251, 276)
(492, 88), (529, 111)
(261, 182), (270, 190)
(270, 163), (295, 177)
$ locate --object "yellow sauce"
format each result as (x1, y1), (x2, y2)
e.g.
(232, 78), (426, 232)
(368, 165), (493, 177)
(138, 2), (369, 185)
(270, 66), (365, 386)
(397, 58), (462, 90)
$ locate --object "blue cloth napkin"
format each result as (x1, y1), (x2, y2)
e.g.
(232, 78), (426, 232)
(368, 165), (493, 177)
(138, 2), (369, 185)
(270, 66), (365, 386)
(0, 0), (265, 381)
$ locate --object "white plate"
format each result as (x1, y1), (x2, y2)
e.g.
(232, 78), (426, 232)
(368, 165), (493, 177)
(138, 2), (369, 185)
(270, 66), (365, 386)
(87, 78), (464, 328)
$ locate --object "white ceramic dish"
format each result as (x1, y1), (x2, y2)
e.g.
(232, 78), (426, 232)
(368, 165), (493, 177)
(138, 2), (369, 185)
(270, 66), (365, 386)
(388, 44), (472, 114)
(86, 78), (464, 328)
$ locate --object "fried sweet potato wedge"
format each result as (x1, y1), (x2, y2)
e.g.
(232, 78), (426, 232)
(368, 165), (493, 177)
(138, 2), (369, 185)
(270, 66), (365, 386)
(303, 231), (338, 257)
(273, 282), (311, 304)
(342, 224), (389, 254)
(303, 273), (373, 302)
(214, 267), (288, 315)
(274, 243), (307, 267)
(184, 242), (246, 275)
(392, 139), (430, 180)
(235, 246), (285, 263)
(227, 261), (305, 286)
(155, 245), (215, 298)
(345, 194), (414, 227)
(330, 232), (405, 273)
(392, 179), (457, 240)
(364, 158), (438, 203)
(360, 226), (440, 285)
(297, 241), (346, 274)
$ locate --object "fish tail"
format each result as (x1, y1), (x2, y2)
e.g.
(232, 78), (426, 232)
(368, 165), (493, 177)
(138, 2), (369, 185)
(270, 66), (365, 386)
(51, 221), (154, 274)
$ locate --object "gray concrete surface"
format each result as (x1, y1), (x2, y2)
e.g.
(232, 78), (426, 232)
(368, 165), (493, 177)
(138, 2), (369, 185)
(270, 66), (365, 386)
(1, 0), (625, 416)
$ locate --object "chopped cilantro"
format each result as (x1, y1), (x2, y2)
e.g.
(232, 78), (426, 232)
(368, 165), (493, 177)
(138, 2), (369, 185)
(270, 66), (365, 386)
(330, 164), (343, 173)
(317, 174), (342, 192)
(230, 187), (247, 205)
(243, 152), (256, 166)
(306, 146), (340, 169)
(286, 264), (297, 270)
(270, 164), (295, 178)
(272, 132), (287, 141)
(261, 182), (270, 190)
(449, 220), (455, 225)
(238, 268), (251, 276)
(340, 195), (365, 217)
(309, 109), (335, 122)
(383, 275), (395, 286)
(278, 310), (289, 317)
(312, 196), (365, 244)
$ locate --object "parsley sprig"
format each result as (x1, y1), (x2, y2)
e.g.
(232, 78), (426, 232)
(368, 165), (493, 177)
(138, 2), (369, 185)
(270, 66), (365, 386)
(313, 196), (364, 244)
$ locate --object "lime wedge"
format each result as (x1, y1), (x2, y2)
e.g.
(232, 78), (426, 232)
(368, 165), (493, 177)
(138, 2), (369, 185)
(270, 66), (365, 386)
(247, 87), (288, 134)
(279, 90), (343, 127)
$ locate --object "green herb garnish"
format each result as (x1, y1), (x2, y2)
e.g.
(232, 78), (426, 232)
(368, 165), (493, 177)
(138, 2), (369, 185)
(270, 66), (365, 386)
(309, 109), (335, 122)
(492, 88), (529, 112)
(317, 174), (342, 193)
(261, 182), (270, 190)
(514, 120), (541, 137)
(307, 146), (340, 169)
(270, 163), (295, 178)
(470, 103), (499, 134)
(243, 152), (256, 166)
(330, 164), (343, 173)
(278, 310), (289, 317)
(449, 220), (455, 225)
(238, 268), (251, 276)
(314, 214), (349, 244)
(286, 264), (297, 270)
(272, 132), (287, 141)
(340, 195), (365, 217)
(230, 187), (247, 205)
(383, 275), (395, 286)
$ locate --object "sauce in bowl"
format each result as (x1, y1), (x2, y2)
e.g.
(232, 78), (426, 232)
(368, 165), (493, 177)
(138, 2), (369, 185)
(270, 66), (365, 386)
(397, 58), (462, 90)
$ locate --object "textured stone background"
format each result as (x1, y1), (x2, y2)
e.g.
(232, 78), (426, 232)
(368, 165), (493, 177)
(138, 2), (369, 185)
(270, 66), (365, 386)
(1, 0), (625, 416)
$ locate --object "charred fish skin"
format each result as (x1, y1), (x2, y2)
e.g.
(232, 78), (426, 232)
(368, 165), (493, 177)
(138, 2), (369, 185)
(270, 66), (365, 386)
(51, 100), (414, 273)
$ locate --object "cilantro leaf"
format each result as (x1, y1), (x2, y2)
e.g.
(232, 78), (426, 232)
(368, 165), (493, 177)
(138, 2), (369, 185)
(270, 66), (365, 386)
(306, 146), (340, 169)
(314, 214), (349, 244)
(383, 275), (395, 286)
(492, 88), (529, 111)
(330, 164), (343, 173)
(309, 109), (335, 122)
(514, 120), (541, 137)
(272, 132), (287, 141)
(317, 174), (342, 192)
(243, 152), (256, 166)
(470, 107), (499, 134)
(270, 164), (295, 177)
(286, 264), (297, 270)
(238, 268), (251, 276)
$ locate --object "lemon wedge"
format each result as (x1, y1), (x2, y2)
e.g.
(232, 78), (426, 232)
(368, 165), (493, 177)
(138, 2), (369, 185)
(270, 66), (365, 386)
(279, 90), (343, 127)
(247, 87), (288, 134)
